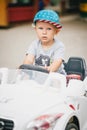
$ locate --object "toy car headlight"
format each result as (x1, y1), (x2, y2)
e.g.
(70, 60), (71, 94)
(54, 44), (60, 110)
(27, 113), (63, 130)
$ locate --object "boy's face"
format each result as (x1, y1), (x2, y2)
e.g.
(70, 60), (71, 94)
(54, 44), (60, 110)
(35, 21), (59, 44)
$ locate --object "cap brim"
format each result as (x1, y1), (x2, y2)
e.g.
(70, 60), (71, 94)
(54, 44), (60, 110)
(33, 19), (62, 29)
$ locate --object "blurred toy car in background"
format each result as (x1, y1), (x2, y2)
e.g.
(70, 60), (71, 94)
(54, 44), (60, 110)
(0, 57), (87, 130)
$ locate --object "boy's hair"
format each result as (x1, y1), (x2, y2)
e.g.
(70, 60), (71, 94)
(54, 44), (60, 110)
(33, 9), (62, 29)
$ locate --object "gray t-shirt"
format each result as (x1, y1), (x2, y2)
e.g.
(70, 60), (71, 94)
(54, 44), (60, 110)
(26, 38), (66, 74)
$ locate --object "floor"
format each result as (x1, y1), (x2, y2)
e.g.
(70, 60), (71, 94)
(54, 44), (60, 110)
(0, 14), (87, 68)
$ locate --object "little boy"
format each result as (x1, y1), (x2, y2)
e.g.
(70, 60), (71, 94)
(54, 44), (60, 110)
(23, 9), (66, 74)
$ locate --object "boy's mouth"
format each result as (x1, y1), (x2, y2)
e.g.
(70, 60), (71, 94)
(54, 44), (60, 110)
(42, 36), (48, 40)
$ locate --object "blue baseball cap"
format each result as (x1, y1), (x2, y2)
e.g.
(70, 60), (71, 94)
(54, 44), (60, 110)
(33, 9), (62, 29)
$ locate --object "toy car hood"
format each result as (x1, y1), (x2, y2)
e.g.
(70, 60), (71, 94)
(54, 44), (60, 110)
(0, 81), (66, 122)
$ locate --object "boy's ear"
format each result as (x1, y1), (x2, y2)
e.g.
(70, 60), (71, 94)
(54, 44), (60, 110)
(55, 29), (60, 34)
(34, 26), (36, 29)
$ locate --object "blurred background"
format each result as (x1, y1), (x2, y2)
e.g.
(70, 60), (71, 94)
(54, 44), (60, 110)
(0, 0), (87, 68)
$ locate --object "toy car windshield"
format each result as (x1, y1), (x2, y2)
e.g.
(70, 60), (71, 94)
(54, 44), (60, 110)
(0, 68), (49, 85)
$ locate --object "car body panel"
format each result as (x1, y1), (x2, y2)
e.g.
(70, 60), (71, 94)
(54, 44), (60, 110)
(0, 67), (87, 130)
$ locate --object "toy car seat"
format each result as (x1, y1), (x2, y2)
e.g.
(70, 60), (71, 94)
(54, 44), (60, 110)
(65, 57), (87, 83)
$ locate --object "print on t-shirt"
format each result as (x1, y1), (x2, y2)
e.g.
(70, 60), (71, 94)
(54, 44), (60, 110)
(35, 54), (50, 66)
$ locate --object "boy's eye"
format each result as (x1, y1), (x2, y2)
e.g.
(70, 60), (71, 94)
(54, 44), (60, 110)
(38, 27), (52, 30)
(38, 27), (43, 30)
(47, 28), (52, 30)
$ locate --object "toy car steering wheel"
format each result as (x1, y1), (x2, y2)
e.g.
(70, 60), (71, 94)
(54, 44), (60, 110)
(19, 64), (49, 73)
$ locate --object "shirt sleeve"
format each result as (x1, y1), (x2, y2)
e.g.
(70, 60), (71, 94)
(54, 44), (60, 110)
(53, 40), (65, 60)
(26, 40), (38, 56)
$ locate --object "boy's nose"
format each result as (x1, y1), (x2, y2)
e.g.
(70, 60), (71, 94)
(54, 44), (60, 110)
(42, 29), (47, 34)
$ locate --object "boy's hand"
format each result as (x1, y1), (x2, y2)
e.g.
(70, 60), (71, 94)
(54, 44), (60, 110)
(44, 66), (50, 72)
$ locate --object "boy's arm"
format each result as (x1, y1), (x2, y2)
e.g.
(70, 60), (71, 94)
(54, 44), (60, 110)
(23, 54), (35, 64)
(45, 58), (63, 72)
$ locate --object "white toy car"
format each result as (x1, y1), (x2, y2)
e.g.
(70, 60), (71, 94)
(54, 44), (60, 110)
(0, 57), (87, 130)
